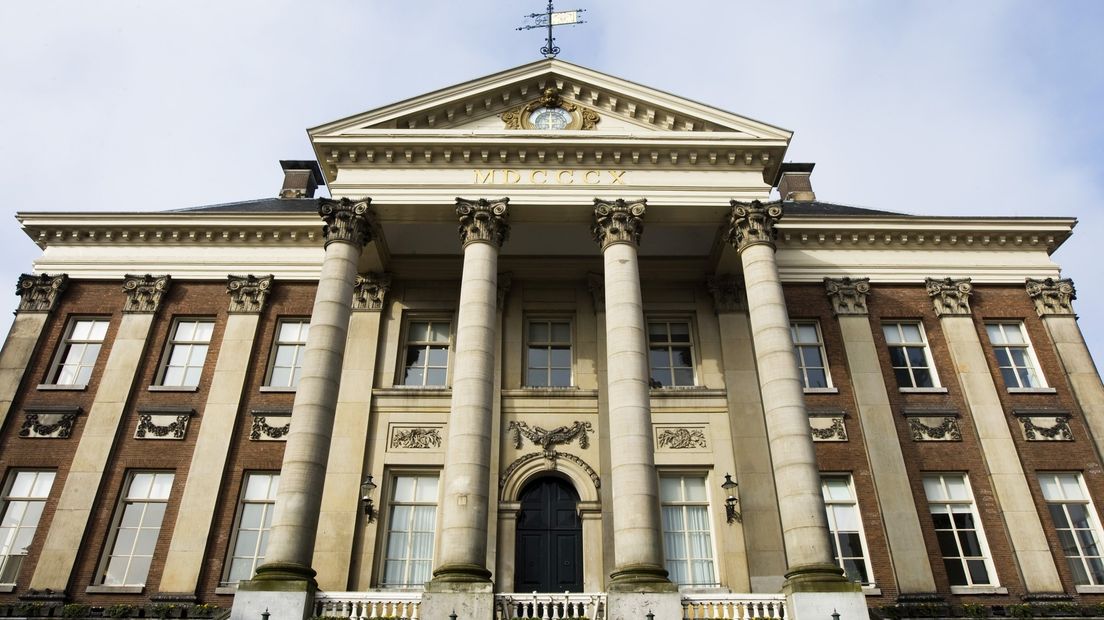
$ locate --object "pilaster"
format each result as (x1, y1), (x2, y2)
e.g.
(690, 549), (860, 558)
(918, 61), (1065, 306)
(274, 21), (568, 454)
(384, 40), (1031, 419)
(0, 274), (67, 433)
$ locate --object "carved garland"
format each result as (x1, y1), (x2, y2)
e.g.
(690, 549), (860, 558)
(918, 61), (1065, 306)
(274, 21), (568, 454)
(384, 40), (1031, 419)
(391, 427), (442, 449)
(500, 87), (601, 131)
(251, 415), (291, 441)
(19, 413), (79, 439)
(656, 428), (707, 449)
(135, 414), (190, 439)
(508, 420), (593, 455)
(909, 417), (962, 441)
(810, 418), (848, 441)
(1021, 416), (1073, 441)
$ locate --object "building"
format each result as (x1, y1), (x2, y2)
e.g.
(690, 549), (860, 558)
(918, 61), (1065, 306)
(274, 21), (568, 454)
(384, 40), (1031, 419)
(0, 59), (1102, 620)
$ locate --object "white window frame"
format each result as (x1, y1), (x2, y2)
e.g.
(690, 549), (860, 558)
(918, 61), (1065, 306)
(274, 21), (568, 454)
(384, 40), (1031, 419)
(155, 318), (214, 388)
(379, 472), (440, 589)
(986, 322), (1048, 390)
(46, 317), (110, 387)
(820, 474), (874, 585)
(524, 317), (574, 388)
(399, 318), (452, 388)
(791, 321), (834, 391)
(0, 470), (55, 586)
(659, 473), (718, 588)
(647, 319), (697, 389)
(97, 471), (174, 587)
(923, 473), (998, 589)
(883, 322), (941, 390)
(1038, 472), (1104, 588)
(264, 318), (310, 389)
(222, 472), (279, 586)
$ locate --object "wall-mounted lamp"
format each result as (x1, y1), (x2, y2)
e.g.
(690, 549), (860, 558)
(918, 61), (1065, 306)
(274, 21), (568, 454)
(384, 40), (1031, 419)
(361, 475), (378, 522)
(722, 473), (741, 524)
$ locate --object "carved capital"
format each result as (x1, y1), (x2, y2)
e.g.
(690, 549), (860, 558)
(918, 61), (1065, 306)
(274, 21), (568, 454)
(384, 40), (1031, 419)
(123, 274), (171, 313)
(352, 272), (391, 311)
(1026, 277), (1076, 316)
(925, 277), (973, 316)
(825, 277), (871, 316)
(706, 274), (742, 313)
(592, 198), (646, 250)
(724, 200), (783, 253)
(456, 197), (510, 248)
(319, 197), (375, 248)
(227, 274), (273, 314)
(16, 273), (68, 313)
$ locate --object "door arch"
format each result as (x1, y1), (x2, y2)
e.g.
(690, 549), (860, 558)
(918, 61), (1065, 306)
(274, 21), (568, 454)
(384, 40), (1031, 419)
(514, 476), (583, 592)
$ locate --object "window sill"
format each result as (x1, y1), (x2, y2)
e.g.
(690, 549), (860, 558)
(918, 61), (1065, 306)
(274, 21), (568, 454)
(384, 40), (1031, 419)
(1008, 387), (1057, 394)
(0, 584), (13, 593)
(862, 586), (883, 596)
(1076, 585), (1104, 594)
(804, 387), (840, 394)
(148, 385), (199, 392)
(215, 586), (238, 595)
(36, 383), (87, 391)
(259, 386), (297, 393)
(949, 585), (1007, 595)
(898, 387), (949, 394)
(86, 585), (145, 594)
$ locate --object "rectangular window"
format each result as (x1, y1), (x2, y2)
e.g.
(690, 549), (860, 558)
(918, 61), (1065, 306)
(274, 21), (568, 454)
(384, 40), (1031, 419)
(402, 321), (450, 387)
(986, 323), (1046, 389)
(225, 473), (279, 584)
(1039, 472), (1104, 586)
(49, 318), (110, 386)
(267, 320), (310, 388)
(0, 471), (55, 584)
(99, 472), (174, 586)
(660, 475), (716, 586)
(157, 319), (214, 387)
(792, 322), (832, 389)
(381, 474), (439, 588)
(526, 319), (572, 387)
(883, 322), (938, 389)
(923, 473), (996, 587)
(648, 321), (695, 388)
(821, 475), (873, 584)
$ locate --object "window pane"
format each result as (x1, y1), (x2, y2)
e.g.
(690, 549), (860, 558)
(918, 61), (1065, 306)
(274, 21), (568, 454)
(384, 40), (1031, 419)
(550, 322), (571, 341)
(425, 369), (447, 386)
(966, 559), (991, 585)
(549, 369), (571, 387)
(429, 322), (450, 342)
(528, 322), (548, 341)
(943, 559), (967, 586)
(902, 324), (922, 342)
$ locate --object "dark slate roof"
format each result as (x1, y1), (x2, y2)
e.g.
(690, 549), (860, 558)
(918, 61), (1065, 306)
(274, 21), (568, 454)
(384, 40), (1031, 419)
(782, 200), (907, 217)
(168, 197), (319, 213)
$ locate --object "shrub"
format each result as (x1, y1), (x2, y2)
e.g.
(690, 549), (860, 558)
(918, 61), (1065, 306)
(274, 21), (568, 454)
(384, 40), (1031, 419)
(104, 604), (139, 618)
(62, 604), (93, 618)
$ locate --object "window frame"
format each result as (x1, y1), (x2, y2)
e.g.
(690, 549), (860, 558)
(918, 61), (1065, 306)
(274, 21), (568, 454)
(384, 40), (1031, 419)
(820, 473), (874, 586)
(791, 320), (834, 391)
(263, 318), (311, 390)
(377, 471), (440, 589)
(398, 317), (453, 388)
(882, 321), (942, 390)
(524, 317), (574, 388)
(45, 316), (111, 388)
(154, 317), (215, 389)
(646, 318), (698, 389)
(0, 469), (56, 586)
(658, 472), (719, 588)
(221, 471), (280, 586)
(96, 471), (174, 588)
(985, 322), (1048, 390)
(1037, 472), (1104, 588)
(922, 473), (998, 589)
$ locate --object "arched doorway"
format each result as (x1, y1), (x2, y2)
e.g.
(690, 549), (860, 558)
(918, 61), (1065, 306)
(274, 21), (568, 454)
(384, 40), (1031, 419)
(514, 476), (583, 592)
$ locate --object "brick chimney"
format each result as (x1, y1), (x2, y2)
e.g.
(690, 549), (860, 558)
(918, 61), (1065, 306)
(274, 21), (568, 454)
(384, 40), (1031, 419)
(776, 162), (816, 202)
(278, 160), (324, 199)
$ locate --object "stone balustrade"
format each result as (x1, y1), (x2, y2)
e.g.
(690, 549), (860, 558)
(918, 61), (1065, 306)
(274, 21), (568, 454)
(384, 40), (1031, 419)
(314, 592), (423, 620)
(681, 594), (787, 619)
(495, 592), (607, 620)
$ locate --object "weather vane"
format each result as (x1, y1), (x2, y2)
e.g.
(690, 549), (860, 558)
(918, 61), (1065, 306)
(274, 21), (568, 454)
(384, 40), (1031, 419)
(517, 1), (586, 59)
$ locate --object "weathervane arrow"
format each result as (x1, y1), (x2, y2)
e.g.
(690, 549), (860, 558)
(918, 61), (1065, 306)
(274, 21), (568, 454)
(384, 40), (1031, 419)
(517, 1), (586, 58)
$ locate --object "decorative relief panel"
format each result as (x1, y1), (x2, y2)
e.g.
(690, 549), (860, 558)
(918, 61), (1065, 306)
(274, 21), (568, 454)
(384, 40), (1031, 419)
(904, 409), (962, 442)
(389, 425), (444, 451)
(500, 87), (600, 131)
(16, 273), (68, 313)
(123, 274), (171, 313)
(250, 409), (291, 441)
(500, 451), (600, 491)
(508, 420), (593, 456)
(227, 274), (274, 314)
(134, 408), (194, 440)
(1014, 410), (1073, 441)
(809, 413), (848, 442)
(655, 426), (708, 450)
(1025, 277), (1076, 316)
(925, 277), (973, 316)
(19, 406), (81, 439)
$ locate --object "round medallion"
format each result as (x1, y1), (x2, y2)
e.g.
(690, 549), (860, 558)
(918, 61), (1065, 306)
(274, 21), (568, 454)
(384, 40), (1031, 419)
(529, 106), (572, 130)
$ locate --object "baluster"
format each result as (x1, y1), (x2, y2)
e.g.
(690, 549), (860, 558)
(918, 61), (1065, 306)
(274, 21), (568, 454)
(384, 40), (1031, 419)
(412, 600), (421, 620)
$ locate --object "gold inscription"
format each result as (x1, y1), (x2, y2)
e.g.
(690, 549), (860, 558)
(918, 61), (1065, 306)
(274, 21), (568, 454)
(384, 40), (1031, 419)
(474, 169), (627, 185)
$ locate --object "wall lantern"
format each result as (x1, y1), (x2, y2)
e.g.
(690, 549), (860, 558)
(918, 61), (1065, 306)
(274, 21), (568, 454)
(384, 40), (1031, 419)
(722, 473), (741, 524)
(361, 475), (378, 522)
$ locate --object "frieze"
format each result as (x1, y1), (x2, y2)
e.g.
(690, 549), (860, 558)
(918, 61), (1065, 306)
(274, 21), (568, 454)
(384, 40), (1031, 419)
(908, 416), (962, 442)
(724, 200), (783, 253)
(250, 410), (291, 441)
(656, 427), (708, 449)
(809, 416), (848, 442)
(135, 414), (192, 440)
(508, 420), (593, 456)
(592, 198), (646, 250)
(227, 274), (274, 314)
(122, 274), (171, 313)
(320, 197), (375, 248)
(1025, 277), (1076, 316)
(825, 277), (871, 316)
(352, 272), (391, 311)
(456, 197), (510, 248)
(926, 277), (973, 316)
(390, 427), (443, 450)
(16, 273), (68, 313)
(1015, 414), (1073, 441)
(706, 274), (742, 313)
(19, 407), (81, 439)
(500, 450), (600, 491)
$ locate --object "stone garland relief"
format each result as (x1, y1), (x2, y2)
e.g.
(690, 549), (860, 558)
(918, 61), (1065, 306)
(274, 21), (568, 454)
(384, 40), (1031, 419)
(134, 414), (192, 440)
(908, 416), (963, 442)
(389, 426), (444, 450)
(1017, 415), (1073, 441)
(250, 412), (291, 441)
(20, 409), (80, 439)
(508, 420), (593, 456)
(655, 427), (708, 449)
(809, 417), (848, 442)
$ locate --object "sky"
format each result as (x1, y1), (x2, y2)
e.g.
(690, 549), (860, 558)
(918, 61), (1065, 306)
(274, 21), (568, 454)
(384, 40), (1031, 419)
(0, 1), (1102, 365)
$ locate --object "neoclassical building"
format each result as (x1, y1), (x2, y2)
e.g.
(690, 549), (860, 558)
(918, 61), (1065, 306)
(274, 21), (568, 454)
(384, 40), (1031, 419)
(0, 60), (1101, 620)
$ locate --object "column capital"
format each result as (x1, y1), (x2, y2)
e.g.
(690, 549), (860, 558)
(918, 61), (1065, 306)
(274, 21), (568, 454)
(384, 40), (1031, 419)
(926, 277), (973, 316)
(319, 197), (375, 248)
(456, 197), (510, 248)
(592, 198), (646, 250)
(352, 272), (391, 311)
(724, 200), (783, 253)
(1026, 277), (1076, 316)
(123, 274), (171, 314)
(227, 274), (274, 314)
(706, 274), (743, 313)
(825, 277), (871, 316)
(16, 273), (68, 313)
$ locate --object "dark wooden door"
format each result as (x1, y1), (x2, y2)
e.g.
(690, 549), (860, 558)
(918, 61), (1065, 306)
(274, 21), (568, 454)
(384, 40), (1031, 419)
(514, 477), (583, 592)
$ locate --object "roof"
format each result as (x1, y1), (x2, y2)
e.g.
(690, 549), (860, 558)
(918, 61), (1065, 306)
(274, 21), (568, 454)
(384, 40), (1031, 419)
(168, 197), (319, 214)
(782, 200), (906, 217)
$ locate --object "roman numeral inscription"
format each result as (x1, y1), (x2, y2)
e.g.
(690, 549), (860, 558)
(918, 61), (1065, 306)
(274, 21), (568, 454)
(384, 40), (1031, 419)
(474, 169), (627, 185)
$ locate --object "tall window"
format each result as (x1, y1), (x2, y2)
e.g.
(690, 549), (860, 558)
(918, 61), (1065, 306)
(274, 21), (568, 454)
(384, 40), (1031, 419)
(986, 323), (1046, 389)
(100, 472), (174, 586)
(923, 474), (996, 587)
(0, 471), (55, 584)
(225, 473), (279, 584)
(792, 322), (831, 389)
(402, 321), (450, 387)
(821, 475), (872, 584)
(883, 322), (938, 389)
(648, 321), (694, 388)
(381, 474), (438, 588)
(267, 320), (309, 388)
(49, 318), (110, 386)
(158, 319), (214, 387)
(660, 475), (716, 586)
(526, 320), (572, 387)
(1038, 472), (1104, 586)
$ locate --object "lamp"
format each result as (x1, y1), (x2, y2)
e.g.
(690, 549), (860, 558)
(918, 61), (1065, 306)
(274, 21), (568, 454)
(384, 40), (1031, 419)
(361, 475), (378, 522)
(722, 473), (741, 524)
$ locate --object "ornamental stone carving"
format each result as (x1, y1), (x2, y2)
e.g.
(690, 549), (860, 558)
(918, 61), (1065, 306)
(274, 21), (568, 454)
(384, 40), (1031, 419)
(19, 407), (81, 439)
(706, 274), (742, 313)
(656, 428), (708, 449)
(723, 200), (783, 253)
(500, 87), (601, 131)
(825, 277), (871, 316)
(500, 451), (601, 490)
(909, 417), (962, 442)
(135, 412), (192, 440)
(508, 420), (593, 456)
(1026, 277), (1076, 316)
(227, 274), (273, 314)
(16, 273), (68, 313)
(810, 417), (848, 442)
(1020, 416), (1073, 441)
(122, 274), (171, 313)
(391, 427), (443, 449)
(250, 410), (291, 441)
(592, 198), (646, 250)
(319, 197), (375, 248)
(586, 273), (605, 312)
(352, 272), (391, 311)
(456, 197), (510, 248)
(926, 277), (973, 316)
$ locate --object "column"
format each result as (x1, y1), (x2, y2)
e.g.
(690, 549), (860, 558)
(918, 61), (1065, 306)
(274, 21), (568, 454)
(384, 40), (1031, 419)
(825, 277), (938, 597)
(31, 274), (170, 592)
(928, 277), (1063, 593)
(0, 274), (67, 432)
(159, 275), (273, 596)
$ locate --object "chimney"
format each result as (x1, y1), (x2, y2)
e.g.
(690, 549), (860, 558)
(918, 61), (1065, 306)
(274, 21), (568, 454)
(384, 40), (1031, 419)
(776, 162), (816, 202)
(278, 160), (324, 199)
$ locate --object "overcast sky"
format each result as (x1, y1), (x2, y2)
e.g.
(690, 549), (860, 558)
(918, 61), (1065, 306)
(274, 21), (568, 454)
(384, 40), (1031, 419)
(1, 1), (1101, 364)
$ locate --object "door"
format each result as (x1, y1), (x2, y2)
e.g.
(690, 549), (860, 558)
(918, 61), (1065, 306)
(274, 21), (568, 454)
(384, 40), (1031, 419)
(514, 476), (583, 592)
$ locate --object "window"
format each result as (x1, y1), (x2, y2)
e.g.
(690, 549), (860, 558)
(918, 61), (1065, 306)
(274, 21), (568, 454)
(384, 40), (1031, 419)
(381, 474), (439, 588)
(158, 319), (214, 387)
(0, 471), (55, 584)
(792, 322), (831, 389)
(526, 319), (572, 387)
(986, 323), (1046, 389)
(402, 321), (450, 387)
(660, 475), (716, 586)
(1039, 472), (1104, 586)
(225, 473), (279, 584)
(923, 473), (996, 587)
(883, 322), (938, 389)
(99, 472), (173, 586)
(648, 321), (694, 388)
(267, 320), (309, 388)
(49, 318), (109, 386)
(821, 475), (873, 584)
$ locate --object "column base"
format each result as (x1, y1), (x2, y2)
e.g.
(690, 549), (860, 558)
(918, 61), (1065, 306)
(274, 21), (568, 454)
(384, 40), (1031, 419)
(607, 563), (678, 593)
(426, 562), (493, 589)
(782, 562), (859, 594)
(250, 560), (317, 584)
(232, 564), (317, 620)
